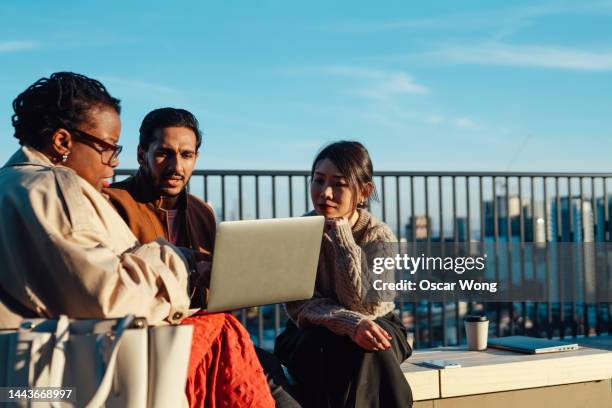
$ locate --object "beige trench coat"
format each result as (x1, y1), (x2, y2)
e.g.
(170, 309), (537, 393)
(0, 146), (190, 328)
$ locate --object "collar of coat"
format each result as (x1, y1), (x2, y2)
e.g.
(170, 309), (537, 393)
(4, 145), (58, 169)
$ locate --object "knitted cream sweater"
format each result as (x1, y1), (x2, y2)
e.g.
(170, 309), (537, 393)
(286, 209), (397, 337)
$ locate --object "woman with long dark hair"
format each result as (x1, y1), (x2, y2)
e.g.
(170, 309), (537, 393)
(275, 140), (413, 408)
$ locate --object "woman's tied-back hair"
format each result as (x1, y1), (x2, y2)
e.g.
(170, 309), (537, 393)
(139, 107), (202, 152)
(11, 72), (121, 148)
(311, 140), (379, 210)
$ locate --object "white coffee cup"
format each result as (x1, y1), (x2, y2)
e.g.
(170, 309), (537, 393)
(464, 315), (489, 351)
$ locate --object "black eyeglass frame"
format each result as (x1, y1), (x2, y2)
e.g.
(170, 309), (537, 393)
(68, 128), (123, 165)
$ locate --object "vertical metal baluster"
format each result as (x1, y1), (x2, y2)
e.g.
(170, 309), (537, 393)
(568, 178), (574, 241)
(605, 179), (610, 242)
(466, 177), (474, 316)
(204, 175), (208, 202)
(221, 175), (226, 221)
(506, 176), (514, 336)
(425, 177), (433, 347)
(604, 179), (612, 334)
(452, 176), (460, 344)
(439, 176), (446, 346)
(592, 177), (601, 335)
(592, 178), (599, 242)
(543, 178), (553, 338)
(395, 177), (404, 327)
(381, 176), (387, 222)
(289, 176), (294, 217)
(410, 176), (419, 348)
(479, 177), (485, 323)
(411, 177), (417, 244)
(555, 177), (564, 338)
(304, 176), (309, 213)
(466, 177), (471, 242)
(255, 176), (260, 219)
(255, 176), (264, 347)
(238, 175), (243, 220)
(531, 177), (540, 336)
(480, 177), (485, 242)
(518, 177), (527, 335)
(493, 177), (501, 337)
(452, 177), (457, 242)
(239, 175), (247, 326)
(569, 178), (577, 337)
(580, 178), (589, 336)
(396, 176), (402, 240)
(555, 177), (565, 338)
(272, 175), (280, 337)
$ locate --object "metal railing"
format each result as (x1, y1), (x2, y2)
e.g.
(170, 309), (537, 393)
(113, 169), (612, 350)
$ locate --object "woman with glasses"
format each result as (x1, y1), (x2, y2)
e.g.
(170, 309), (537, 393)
(0, 72), (274, 407)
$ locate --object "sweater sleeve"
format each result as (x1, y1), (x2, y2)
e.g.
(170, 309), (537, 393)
(330, 222), (398, 314)
(283, 211), (398, 337)
(285, 295), (366, 337)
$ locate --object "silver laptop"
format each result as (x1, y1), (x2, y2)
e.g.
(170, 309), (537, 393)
(206, 216), (324, 312)
(488, 336), (579, 354)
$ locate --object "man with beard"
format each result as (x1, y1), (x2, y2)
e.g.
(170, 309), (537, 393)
(105, 107), (299, 408)
(106, 108), (215, 304)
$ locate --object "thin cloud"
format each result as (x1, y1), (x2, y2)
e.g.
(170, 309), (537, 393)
(424, 114), (444, 125)
(0, 41), (39, 53)
(322, 1), (612, 35)
(296, 65), (429, 99)
(432, 42), (612, 71)
(326, 14), (506, 34)
(423, 114), (485, 130)
(98, 76), (178, 94)
(453, 116), (483, 130)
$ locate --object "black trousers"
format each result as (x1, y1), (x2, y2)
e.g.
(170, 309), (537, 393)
(255, 346), (302, 407)
(274, 312), (413, 408)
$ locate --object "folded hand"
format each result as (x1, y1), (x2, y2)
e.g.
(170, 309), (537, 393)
(351, 319), (392, 351)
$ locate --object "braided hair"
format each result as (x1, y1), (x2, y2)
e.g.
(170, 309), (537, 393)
(11, 72), (121, 148)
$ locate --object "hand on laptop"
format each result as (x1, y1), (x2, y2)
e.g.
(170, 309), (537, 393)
(187, 258), (211, 309)
(194, 259), (212, 289)
(352, 319), (392, 351)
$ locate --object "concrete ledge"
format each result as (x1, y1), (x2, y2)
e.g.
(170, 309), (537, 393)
(404, 345), (612, 399)
(401, 359), (439, 401)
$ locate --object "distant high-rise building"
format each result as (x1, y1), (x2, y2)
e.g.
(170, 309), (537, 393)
(484, 195), (524, 239)
(595, 197), (611, 241)
(455, 217), (467, 242)
(532, 202), (547, 243)
(548, 196), (594, 242)
(405, 215), (430, 241)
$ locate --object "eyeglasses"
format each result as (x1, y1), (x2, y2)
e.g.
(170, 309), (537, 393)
(69, 128), (123, 165)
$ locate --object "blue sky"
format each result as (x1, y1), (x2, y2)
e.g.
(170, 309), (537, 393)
(1, 0), (612, 171)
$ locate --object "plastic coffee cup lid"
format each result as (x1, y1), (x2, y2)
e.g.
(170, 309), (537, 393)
(465, 315), (488, 322)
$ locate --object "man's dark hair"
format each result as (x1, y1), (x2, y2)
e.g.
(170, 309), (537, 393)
(139, 108), (202, 151)
(11, 72), (121, 148)
(311, 140), (379, 209)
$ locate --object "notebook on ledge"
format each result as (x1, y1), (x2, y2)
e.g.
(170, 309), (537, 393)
(488, 336), (579, 354)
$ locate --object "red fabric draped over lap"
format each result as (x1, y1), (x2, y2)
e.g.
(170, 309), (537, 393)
(183, 312), (274, 408)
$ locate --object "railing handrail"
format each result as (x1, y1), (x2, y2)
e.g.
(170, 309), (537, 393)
(113, 169), (612, 178)
(112, 166), (612, 348)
